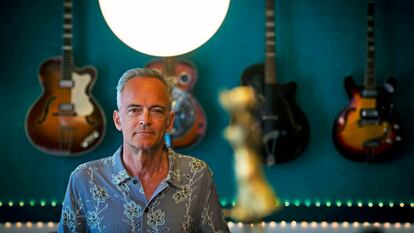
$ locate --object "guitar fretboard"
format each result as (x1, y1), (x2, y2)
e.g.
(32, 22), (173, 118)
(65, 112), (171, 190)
(163, 56), (176, 80)
(265, 0), (277, 85)
(365, 0), (376, 90)
(62, 0), (73, 82)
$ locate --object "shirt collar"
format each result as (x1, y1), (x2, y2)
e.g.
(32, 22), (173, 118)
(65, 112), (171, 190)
(112, 145), (182, 188)
(165, 148), (181, 188)
(112, 146), (132, 185)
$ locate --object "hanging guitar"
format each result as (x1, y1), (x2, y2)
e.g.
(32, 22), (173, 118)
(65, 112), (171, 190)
(332, 0), (403, 162)
(25, 0), (106, 156)
(146, 57), (207, 148)
(241, 0), (310, 165)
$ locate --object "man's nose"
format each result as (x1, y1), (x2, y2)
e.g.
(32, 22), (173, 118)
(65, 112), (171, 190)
(139, 108), (151, 125)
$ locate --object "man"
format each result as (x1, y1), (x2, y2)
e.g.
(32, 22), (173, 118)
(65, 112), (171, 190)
(58, 68), (230, 233)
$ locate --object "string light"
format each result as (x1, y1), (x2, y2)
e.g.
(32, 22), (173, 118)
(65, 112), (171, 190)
(1, 221), (413, 231)
(1, 199), (413, 208)
(223, 221), (414, 231)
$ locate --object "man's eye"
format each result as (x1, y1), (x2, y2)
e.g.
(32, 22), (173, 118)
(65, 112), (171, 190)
(127, 108), (141, 114)
(151, 108), (165, 115)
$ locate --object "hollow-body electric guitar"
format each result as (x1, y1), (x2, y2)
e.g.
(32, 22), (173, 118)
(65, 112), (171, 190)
(241, 0), (310, 165)
(332, 0), (403, 162)
(26, 0), (106, 155)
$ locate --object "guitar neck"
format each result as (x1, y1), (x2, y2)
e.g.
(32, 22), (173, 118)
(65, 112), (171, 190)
(265, 0), (277, 85)
(163, 56), (177, 79)
(62, 0), (73, 83)
(365, 0), (376, 90)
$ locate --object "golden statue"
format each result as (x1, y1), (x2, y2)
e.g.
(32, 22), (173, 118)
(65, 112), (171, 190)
(220, 86), (279, 222)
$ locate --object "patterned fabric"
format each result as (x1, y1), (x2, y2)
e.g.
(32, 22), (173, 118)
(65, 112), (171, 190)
(58, 146), (230, 233)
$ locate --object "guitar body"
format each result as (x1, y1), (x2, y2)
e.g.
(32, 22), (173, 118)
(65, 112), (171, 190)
(241, 64), (310, 164)
(146, 59), (206, 148)
(26, 57), (106, 155)
(332, 76), (403, 162)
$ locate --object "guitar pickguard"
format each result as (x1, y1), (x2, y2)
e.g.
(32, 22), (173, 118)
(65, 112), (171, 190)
(71, 71), (94, 116)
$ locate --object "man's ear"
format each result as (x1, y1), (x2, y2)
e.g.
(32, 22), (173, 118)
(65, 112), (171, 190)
(113, 110), (122, 131)
(166, 111), (175, 133)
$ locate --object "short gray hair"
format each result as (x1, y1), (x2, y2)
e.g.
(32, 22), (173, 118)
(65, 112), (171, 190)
(116, 68), (173, 109)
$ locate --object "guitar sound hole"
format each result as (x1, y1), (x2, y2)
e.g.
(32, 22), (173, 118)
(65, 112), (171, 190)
(171, 88), (196, 137)
(178, 72), (191, 86)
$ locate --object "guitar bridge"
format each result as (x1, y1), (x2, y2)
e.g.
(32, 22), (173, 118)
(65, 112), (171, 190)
(363, 139), (380, 148)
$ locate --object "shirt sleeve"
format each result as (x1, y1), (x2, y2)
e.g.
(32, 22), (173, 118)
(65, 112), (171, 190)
(57, 171), (87, 233)
(200, 169), (230, 233)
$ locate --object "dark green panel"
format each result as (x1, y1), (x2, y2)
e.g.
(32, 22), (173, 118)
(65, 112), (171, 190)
(0, 0), (413, 209)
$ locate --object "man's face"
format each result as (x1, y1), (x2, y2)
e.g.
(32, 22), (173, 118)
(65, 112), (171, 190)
(113, 77), (174, 151)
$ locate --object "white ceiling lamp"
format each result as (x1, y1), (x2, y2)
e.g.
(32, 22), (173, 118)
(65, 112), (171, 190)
(99, 0), (230, 57)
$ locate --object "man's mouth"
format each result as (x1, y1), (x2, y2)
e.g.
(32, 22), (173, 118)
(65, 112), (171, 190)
(135, 131), (154, 135)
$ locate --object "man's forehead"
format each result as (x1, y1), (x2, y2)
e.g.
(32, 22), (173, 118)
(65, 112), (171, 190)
(127, 76), (166, 87)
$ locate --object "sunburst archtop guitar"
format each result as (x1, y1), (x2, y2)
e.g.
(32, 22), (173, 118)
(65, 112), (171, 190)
(332, 0), (403, 162)
(25, 0), (106, 156)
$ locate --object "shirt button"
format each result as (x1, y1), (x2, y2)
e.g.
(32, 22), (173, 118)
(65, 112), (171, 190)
(132, 180), (137, 184)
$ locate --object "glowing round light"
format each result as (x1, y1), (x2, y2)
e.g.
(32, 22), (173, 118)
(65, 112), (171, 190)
(36, 222), (44, 228)
(99, 0), (230, 57)
(227, 221), (234, 228)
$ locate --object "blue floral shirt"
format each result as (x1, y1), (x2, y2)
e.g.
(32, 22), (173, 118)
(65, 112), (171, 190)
(58, 146), (230, 233)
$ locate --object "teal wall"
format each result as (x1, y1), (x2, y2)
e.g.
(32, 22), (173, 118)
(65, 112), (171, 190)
(1, 0), (413, 207)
